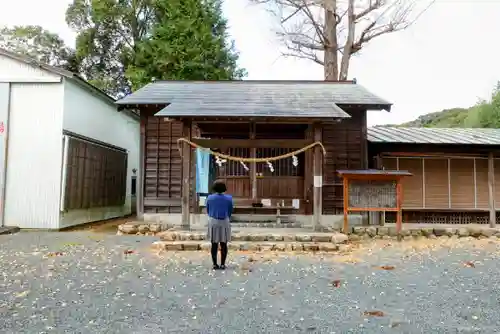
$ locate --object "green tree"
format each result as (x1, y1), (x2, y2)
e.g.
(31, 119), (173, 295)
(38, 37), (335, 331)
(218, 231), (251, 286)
(0, 25), (79, 72)
(478, 83), (500, 128)
(127, 0), (246, 90)
(66, 0), (157, 97)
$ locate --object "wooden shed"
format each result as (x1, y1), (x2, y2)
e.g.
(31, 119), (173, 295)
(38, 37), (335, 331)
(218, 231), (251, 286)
(368, 127), (500, 225)
(116, 80), (391, 228)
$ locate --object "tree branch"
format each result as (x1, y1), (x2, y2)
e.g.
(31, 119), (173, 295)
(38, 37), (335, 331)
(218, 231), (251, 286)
(253, 0), (435, 80)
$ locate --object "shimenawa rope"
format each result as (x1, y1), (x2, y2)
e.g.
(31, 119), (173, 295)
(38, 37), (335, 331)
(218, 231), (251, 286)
(177, 138), (326, 163)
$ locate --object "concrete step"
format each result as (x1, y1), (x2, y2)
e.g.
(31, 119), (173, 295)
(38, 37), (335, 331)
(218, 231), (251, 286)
(157, 230), (348, 244)
(152, 240), (351, 252)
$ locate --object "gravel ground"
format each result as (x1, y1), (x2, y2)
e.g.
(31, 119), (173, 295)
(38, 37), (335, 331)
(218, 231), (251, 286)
(1, 231), (500, 333)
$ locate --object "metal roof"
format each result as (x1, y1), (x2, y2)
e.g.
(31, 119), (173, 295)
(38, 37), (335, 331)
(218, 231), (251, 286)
(116, 80), (391, 118)
(0, 48), (116, 103)
(368, 127), (500, 145)
(337, 169), (412, 176)
(0, 48), (140, 119)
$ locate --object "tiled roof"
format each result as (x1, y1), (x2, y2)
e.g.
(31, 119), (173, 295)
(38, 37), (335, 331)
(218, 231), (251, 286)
(368, 127), (500, 145)
(116, 80), (391, 118)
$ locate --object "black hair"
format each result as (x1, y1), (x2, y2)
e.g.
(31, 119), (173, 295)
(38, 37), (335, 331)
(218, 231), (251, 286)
(212, 180), (227, 194)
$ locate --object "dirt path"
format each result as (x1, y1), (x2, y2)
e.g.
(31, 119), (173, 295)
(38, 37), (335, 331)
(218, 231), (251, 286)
(62, 216), (136, 234)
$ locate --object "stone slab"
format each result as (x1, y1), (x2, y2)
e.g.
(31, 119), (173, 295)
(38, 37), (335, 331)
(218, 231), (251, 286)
(152, 241), (341, 252)
(121, 221), (500, 242)
(157, 230), (348, 244)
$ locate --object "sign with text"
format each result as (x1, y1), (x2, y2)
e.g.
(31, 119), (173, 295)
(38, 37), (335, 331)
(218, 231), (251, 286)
(347, 180), (397, 209)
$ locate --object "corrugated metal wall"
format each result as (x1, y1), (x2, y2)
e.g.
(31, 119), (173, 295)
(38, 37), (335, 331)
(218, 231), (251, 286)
(0, 83), (9, 227)
(4, 83), (64, 228)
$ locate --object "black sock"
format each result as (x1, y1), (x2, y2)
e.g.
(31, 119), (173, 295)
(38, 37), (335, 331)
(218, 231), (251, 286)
(220, 242), (228, 266)
(211, 243), (218, 266)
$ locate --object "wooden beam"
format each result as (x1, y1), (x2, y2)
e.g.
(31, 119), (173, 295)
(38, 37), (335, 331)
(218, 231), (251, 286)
(488, 152), (496, 227)
(181, 120), (192, 230)
(144, 197), (182, 206)
(191, 138), (313, 149)
(250, 122), (257, 200)
(313, 123), (323, 231)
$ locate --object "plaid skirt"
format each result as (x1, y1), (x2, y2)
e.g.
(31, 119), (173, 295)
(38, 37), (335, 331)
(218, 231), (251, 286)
(207, 217), (231, 243)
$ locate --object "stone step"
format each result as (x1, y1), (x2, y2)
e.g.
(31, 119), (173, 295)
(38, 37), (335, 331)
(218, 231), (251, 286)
(158, 230), (348, 244)
(230, 222), (303, 228)
(152, 240), (350, 252)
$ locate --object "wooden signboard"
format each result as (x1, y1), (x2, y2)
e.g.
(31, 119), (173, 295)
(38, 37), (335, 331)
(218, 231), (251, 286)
(337, 170), (412, 235)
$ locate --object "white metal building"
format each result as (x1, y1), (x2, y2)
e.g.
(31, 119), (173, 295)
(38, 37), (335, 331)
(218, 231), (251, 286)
(0, 49), (139, 229)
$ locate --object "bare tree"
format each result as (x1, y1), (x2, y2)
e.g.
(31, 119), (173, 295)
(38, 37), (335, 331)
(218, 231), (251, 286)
(253, 0), (435, 80)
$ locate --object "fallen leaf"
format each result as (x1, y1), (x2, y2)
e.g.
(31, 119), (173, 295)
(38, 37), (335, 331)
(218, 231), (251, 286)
(375, 265), (395, 270)
(364, 310), (385, 317)
(463, 261), (475, 268)
(62, 242), (81, 247)
(15, 290), (30, 298)
(331, 279), (341, 288)
(269, 287), (283, 295)
(47, 252), (63, 257)
(123, 250), (135, 255)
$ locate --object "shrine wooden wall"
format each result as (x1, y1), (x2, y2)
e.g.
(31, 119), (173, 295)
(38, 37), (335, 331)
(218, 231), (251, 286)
(322, 108), (367, 214)
(380, 156), (500, 211)
(142, 115), (184, 214)
(369, 142), (500, 224)
(139, 108), (371, 216)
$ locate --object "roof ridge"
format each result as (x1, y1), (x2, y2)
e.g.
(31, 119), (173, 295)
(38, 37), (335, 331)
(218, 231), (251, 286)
(372, 126), (500, 131)
(154, 80), (357, 84)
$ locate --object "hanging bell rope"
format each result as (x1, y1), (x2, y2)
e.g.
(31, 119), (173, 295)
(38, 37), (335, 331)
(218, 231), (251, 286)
(177, 138), (326, 162)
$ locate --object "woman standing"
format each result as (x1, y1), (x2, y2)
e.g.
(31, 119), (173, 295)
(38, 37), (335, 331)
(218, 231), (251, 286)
(206, 180), (233, 270)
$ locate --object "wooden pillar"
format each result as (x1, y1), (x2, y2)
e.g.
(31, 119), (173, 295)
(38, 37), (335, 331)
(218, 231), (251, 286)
(250, 122), (257, 200)
(342, 177), (349, 233)
(181, 120), (192, 230)
(488, 152), (496, 227)
(304, 125), (313, 215)
(396, 180), (403, 235)
(313, 123), (323, 231)
(372, 154), (383, 226)
(137, 115), (146, 219)
(190, 128), (197, 223)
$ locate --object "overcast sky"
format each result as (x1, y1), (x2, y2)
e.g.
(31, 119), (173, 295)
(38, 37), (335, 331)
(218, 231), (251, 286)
(0, 0), (498, 125)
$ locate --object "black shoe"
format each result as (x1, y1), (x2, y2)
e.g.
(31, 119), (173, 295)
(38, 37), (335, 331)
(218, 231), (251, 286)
(220, 264), (226, 270)
(213, 264), (220, 270)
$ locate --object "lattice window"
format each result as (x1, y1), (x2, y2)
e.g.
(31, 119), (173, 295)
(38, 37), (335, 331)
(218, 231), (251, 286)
(256, 148), (304, 177)
(216, 148), (250, 177)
